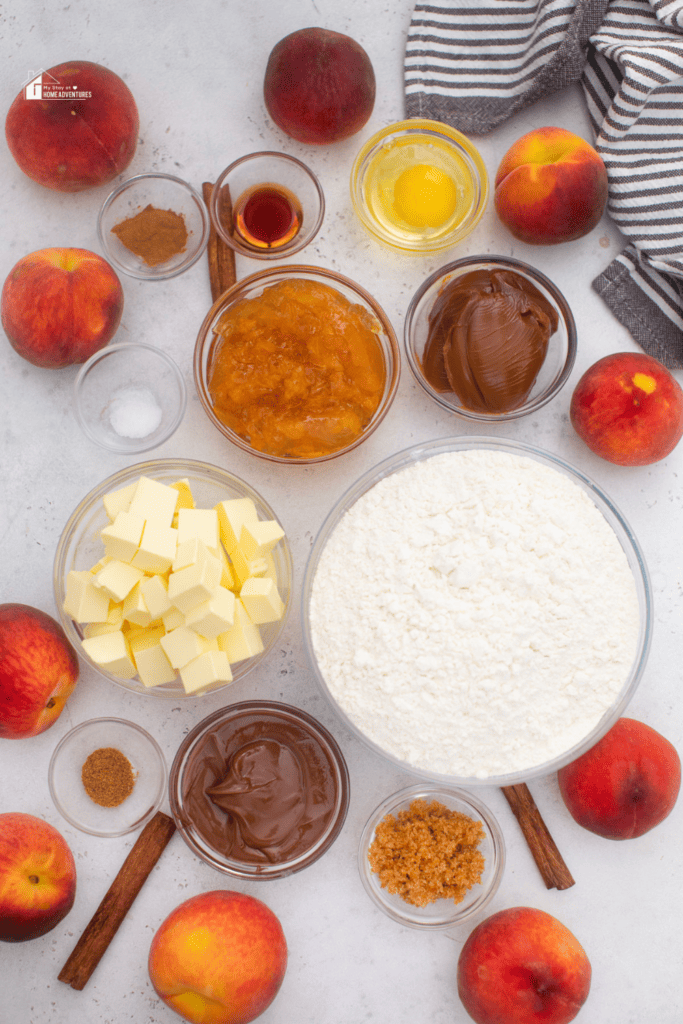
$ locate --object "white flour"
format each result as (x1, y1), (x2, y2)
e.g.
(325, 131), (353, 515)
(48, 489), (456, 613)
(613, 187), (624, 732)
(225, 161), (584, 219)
(309, 449), (641, 778)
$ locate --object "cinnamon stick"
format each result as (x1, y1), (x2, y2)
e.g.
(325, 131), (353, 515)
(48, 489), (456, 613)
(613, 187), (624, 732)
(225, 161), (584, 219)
(58, 810), (176, 990)
(501, 783), (575, 890)
(202, 181), (236, 301)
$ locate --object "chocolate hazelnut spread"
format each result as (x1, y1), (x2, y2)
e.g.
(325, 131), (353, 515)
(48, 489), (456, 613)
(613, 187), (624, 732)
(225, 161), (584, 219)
(177, 704), (347, 869)
(421, 268), (558, 413)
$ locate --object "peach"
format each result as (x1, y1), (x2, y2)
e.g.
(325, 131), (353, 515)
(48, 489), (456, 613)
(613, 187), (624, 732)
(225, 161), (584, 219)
(457, 906), (591, 1024)
(0, 812), (77, 942)
(0, 603), (79, 739)
(264, 27), (375, 145)
(494, 127), (608, 244)
(1, 247), (124, 368)
(148, 890), (287, 1024)
(557, 717), (681, 840)
(569, 351), (683, 465)
(5, 60), (138, 192)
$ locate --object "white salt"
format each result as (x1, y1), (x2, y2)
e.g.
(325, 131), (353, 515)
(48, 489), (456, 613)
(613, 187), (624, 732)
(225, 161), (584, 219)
(108, 386), (163, 439)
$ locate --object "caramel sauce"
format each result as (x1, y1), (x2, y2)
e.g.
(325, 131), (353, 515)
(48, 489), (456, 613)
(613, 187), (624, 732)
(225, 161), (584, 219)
(207, 278), (386, 459)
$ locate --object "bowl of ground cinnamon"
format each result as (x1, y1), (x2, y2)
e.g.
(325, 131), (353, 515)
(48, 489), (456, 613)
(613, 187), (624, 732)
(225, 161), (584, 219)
(97, 173), (210, 280)
(358, 784), (505, 929)
(48, 717), (167, 837)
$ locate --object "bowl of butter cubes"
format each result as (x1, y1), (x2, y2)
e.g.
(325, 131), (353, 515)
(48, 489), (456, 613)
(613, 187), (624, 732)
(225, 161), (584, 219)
(53, 459), (292, 697)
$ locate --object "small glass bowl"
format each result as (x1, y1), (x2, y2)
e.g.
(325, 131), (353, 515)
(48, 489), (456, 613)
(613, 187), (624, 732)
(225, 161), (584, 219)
(97, 173), (210, 280)
(48, 717), (167, 837)
(350, 119), (488, 255)
(74, 343), (187, 453)
(302, 436), (652, 786)
(359, 785), (505, 930)
(53, 459), (292, 698)
(194, 264), (400, 464)
(169, 701), (350, 879)
(404, 256), (577, 422)
(209, 152), (325, 259)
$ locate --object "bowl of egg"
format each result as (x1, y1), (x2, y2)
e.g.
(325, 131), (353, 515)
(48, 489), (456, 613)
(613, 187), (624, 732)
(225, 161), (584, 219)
(350, 119), (488, 255)
(54, 459), (292, 698)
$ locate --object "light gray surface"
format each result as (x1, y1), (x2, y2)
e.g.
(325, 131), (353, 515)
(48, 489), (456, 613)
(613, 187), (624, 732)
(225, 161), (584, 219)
(1, 3), (681, 1023)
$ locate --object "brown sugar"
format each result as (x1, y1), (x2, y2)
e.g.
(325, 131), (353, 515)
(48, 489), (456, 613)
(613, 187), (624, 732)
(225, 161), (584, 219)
(368, 798), (485, 907)
(81, 747), (136, 807)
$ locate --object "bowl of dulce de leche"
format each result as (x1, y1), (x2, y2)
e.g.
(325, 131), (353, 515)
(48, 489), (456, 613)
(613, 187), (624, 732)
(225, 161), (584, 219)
(404, 256), (576, 422)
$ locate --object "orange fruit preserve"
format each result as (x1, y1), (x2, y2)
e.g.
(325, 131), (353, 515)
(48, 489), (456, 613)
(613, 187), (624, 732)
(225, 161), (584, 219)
(207, 278), (387, 459)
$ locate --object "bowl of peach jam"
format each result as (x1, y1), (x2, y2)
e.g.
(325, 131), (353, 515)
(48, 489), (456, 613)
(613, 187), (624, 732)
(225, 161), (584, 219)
(194, 265), (400, 464)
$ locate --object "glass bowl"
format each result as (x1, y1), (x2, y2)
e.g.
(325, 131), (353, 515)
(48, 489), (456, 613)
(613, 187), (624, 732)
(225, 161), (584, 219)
(97, 173), (210, 280)
(74, 343), (186, 453)
(359, 784), (505, 930)
(169, 701), (350, 879)
(404, 256), (577, 422)
(53, 459), (292, 698)
(350, 119), (488, 255)
(302, 436), (652, 786)
(194, 264), (400, 464)
(48, 717), (167, 837)
(209, 152), (325, 259)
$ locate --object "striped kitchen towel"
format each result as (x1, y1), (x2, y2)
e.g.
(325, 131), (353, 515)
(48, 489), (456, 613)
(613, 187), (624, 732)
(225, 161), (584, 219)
(405, 0), (683, 368)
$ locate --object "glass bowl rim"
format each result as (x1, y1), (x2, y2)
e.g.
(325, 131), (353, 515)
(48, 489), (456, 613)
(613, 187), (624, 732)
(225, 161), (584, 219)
(403, 255), (578, 422)
(209, 150), (325, 259)
(53, 457), (293, 698)
(193, 262), (401, 465)
(47, 715), (167, 837)
(358, 782), (506, 929)
(168, 698), (351, 878)
(301, 435), (653, 786)
(73, 341), (188, 453)
(97, 171), (211, 280)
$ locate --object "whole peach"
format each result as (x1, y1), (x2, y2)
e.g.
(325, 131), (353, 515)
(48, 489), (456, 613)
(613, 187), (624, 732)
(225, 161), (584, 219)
(494, 126), (608, 244)
(0, 603), (79, 738)
(0, 812), (77, 942)
(457, 906), (591, 1024)
(569, 351), (683, 465)
(148, 890), (287, 1024)
(557, 717), (681, 839)
(264, 27), (375, 144)
(5, 60), (138, 192)
(1, 248), (124, 368)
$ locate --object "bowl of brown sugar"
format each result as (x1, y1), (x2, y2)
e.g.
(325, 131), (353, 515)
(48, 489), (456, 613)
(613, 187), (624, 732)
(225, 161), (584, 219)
(97, 173), (210, 280)
(358, 784), (505, 930)
(48, 717), (167, 837)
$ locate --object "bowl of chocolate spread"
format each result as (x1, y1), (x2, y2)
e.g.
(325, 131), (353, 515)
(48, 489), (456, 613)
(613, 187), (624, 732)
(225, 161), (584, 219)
(404, 256), (576, 422)
(169, 700), (350, 878)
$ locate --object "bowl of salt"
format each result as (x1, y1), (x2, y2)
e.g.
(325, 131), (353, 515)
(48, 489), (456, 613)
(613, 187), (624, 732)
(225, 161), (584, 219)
(74, 342), (187, 453)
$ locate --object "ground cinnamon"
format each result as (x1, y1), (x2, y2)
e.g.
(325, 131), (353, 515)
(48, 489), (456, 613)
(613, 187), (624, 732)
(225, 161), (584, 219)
(81, 747), (135, 807)
(111, 204), (188, 266)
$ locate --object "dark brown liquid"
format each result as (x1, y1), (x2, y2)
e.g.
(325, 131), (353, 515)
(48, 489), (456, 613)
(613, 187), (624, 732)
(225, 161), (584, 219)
(233, 183), (303, 249)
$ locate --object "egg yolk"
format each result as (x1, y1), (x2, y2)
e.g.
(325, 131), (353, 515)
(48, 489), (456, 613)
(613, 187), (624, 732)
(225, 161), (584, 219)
(393, 164), (458, 228)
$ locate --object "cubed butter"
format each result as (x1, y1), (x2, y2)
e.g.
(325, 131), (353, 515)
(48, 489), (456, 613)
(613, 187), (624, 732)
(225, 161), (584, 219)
(240, 576), (284, 624)
(179, 650), (232, 694)
(215, 498), (258, 554)
(100, 511), (145, 563)
(93, 559), (145, 603)
(130, 521), (178, 573)
(217, 599), (264, 663)
(64, 570), (111, 623)
(239, 519), (285, 560)
(185, 586), (236, 638)
(81, 630), (137, 679)
(83, 619), (121, 638)
(127, 623), (165, 656)
(172, 536), (204, 573)
(230, 545), (269, 588)
(102, 481), (137, 521)
(133, 642), (177, 688)
(171, 478), (195, 510)
(128, 476), (179, 527)
(167, 543), (222, 614)
(162, 604), (185, 632)
(160, 626), (214, 669)
(140, 574), (172, 620)
(176, 507), (220, 553)
(122, 581), (153, 627)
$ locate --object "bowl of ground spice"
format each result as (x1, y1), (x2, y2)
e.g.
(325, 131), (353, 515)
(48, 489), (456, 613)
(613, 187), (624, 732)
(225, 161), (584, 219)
(48, 717), (167, 837)
(97, 173), (210, 280)
(359, 784), (505, 929)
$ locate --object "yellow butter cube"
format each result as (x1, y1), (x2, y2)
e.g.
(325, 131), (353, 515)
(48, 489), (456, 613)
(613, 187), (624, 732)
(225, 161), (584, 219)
(217, 599), (264, 663)
(176, 507), (220, 553)
(83, 619), (121, 638)
(139, 574), (172, 620)
(167, 543), (222, 614)
(215, 498), (258, 554)
(185, 586), (236, 638)
(240, 577), (284, 624)
(128, 476), (179, 527)
(127, 623), (165, 656)
(131, 521), (178, 574)
(162, 605), (185, 632)
(81, 630), (137, 679)
(122, 581), (153, 627)
(160, 626), (210, 669)
(102, 481), (137, 521)
(180, 650), (232, 694)
(239, 519), (285, 560)
(93, 560), (145, 603)
(230, 545), (269, 588)
(64, 570), (111, 623)
(100, 511), (145, 563)
(172, 536), (205, 573)
(133, 642), (177, 688)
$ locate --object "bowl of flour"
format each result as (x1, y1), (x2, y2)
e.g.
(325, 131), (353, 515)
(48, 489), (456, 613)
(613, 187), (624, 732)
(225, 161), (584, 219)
(303, 437), (652, 785)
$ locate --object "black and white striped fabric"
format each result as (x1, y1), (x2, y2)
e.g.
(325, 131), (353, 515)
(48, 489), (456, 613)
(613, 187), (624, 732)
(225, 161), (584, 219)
(405, 0), (683, 368)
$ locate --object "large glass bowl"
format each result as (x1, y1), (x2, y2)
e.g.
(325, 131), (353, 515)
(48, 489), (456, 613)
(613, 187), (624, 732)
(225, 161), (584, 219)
(54, 459), (292, 698)
(302, 437), (652, 787)
(404, 256), (577, 422)
(193, 264), (400, 465)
